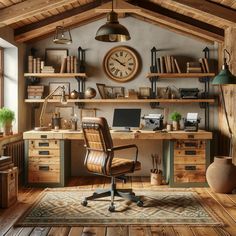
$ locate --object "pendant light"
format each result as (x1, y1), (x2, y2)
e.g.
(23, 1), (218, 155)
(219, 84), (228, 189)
(53, 26), (72, 44)
(212, 49), (236, 157)
(95, 0), (130, 42)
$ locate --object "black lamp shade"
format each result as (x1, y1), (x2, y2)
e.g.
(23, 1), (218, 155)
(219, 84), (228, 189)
(95, 11), (130, 42)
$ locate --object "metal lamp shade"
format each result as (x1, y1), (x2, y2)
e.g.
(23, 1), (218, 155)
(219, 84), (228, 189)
(53, 26), (72, 45)
(212, 64), (236, 85)
(95, 11), (130, 42)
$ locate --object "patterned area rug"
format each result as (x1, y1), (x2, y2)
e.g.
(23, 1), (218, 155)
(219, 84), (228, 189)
(15, 189), (223, 227)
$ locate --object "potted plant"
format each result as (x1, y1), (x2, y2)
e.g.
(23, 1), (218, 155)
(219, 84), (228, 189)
(170, 111), (181, 130)
(0, 107), (15, 135)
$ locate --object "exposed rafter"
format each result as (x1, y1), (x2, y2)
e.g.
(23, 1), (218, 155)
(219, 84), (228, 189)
(171, 0), (236, 26)
(0, 0), (82, 27)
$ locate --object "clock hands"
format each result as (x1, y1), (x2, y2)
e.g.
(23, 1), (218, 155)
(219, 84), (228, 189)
(111, 57), (126, 67)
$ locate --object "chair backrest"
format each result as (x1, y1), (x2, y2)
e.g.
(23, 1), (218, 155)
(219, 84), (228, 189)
(82, 117), (113, 175)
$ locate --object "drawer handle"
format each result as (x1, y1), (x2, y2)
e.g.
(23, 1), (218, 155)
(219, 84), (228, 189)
(38, 151), (50, 155)
(185, 166), (196, 170)
(184, 142), (197, 147)
(39, 165), (50, 171)
(40, 135), (47, 139)
(39, 142), (49, 147)
(185, 150), (196, 155)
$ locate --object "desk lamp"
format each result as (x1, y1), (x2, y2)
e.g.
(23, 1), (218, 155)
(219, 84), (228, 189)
(212, 49), (236, 156)
(34, 86), (67, 131)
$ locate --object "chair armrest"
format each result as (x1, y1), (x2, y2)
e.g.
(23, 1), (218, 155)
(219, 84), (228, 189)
(108, 144), (138, 170)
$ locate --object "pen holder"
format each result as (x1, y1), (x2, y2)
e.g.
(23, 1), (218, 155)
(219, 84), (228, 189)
(150, 171), (162, 185)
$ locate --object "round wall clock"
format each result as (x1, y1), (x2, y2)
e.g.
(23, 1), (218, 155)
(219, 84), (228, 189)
(103, 46), (139, 82)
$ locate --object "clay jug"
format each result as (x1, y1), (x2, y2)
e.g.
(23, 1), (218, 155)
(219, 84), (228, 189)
(206, 156), (236, 193)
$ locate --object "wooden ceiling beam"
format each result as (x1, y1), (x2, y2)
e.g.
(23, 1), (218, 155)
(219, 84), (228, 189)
(0, 0), (85, 27)
(15, 11), (105, 43)
(128, 1), (224, 42)
(171, 0), (236, 26)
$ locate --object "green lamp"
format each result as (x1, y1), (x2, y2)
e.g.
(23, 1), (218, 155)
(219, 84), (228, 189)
(212, 49), (236, 157)
(212, 49), (236, 85)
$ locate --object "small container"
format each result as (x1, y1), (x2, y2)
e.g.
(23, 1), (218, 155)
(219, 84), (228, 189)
(150, 172), (162, 185)
(51, 117), (62, 129)
(166, 124), (172, 132)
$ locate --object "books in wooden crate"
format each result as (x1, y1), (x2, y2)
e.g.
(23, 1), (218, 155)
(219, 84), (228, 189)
(27, 85), (44, 99)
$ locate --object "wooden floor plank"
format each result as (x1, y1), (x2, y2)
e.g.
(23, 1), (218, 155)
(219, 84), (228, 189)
(82, 226), (106, 236)
(68, 227), (84, 236)
(29, 227), (51, 236)
(129, 226), (152, 236)
(172, 226), (195, 236)
(196, 188), (236, 236)
(17, 227), (34, 236)
(190, 226), (219, 236)
(106, 226), (129, 236)
(47, 227), (70, 236)
(150, 226), (176, 236)
(131, 176), (143, 188)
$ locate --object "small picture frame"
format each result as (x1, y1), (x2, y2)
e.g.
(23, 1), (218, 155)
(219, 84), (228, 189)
(80, 108), (96, 120)
(96, 83), (106, 99)
(104, 86), (125, 99)
(45, 48), (68, 73)
(49, 82), (70, 97)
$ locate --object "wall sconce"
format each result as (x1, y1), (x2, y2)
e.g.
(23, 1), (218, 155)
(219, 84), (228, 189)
(53, 26), (72, 44)
(95, 0), (130, 42)
(34, 86), (67, 131)
(212, 49), (236, 156)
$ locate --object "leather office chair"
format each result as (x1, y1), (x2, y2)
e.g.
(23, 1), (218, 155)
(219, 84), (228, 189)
(81, 117), (143, 212)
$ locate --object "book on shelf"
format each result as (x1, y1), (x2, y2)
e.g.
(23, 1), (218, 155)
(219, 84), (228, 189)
(203, 58), (210, 73)
(174, 59), (181, 73)
(28, 56), (33, 73)
(60, 58), (67, 73)
(73, 56), (78, 73)
(67, 56), (71, 73)
(33, 58), (37, 73)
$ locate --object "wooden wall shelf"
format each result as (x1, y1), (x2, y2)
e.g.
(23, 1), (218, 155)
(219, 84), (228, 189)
(24, 73), (87, 78)
(146, 73), (215, 78)
(24, 98), (215, 103)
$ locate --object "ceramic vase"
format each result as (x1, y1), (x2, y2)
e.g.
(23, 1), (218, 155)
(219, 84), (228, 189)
(3, 121), (12, 136)
(206, 156), (236, 193)
(172, 121), (180, 131)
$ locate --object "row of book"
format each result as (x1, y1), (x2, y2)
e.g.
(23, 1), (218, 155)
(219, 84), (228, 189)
(187, 58), (210, 73)
(60, 56), (78, 73)
(27, 85), (44, 99)
(153, 56), (181, 74)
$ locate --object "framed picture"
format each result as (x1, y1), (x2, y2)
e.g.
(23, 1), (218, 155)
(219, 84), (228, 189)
(80, 108), (96, 121)
(104, 86), (125, 99)
(45, 48), (68, 72)
(55, 106), (74, 119)
(49, 82), (70, 97)
(96, 83), (106, 99)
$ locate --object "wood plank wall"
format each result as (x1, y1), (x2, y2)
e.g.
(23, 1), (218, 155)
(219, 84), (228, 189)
(218, 27), (236, 163)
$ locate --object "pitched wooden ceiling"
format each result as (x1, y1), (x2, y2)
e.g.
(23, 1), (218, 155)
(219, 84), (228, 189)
(0, 0), (235, 44)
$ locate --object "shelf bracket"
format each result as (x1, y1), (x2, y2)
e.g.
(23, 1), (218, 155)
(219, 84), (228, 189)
(26, 76), (41, 85)
(150, 102), (160, 109)
(149, 77), (158, 98)
(75, 76), (86, 98)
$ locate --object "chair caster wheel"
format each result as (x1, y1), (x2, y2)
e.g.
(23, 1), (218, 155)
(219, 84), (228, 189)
(81, 199), (88, 206)
(137, 200), (143, 207)
(108, 205), (115, 212)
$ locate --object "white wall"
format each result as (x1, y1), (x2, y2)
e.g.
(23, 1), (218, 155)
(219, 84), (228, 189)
(28, 16), (218, 176)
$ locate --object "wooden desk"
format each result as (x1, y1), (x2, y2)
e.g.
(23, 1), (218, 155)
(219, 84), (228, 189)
(23, 129), (212, 187)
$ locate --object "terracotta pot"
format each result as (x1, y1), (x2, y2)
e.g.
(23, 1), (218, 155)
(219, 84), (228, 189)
(172, 121), (180, 131)
(3, 121), (12, 136)
(206, 156), (236, 193)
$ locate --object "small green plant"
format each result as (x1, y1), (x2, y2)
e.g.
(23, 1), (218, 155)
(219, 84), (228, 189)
(170, 111), (182, 122)
(0, 107), (15, 126)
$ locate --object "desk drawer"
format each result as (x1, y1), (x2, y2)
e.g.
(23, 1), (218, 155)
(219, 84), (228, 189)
(174, 164), (205, 172)
(28, 171), (60, 183)
(28, 155), (60, 164)
(29, 149), (60, 157)
(28, 163), (60, 172)
(174, 156), (205, 164)
(174, 170), (206, 183)
(29, 140), (60, 149)
(24, 132), (63, 140)
(174, 140), (206, 149)
(174, 149), (205, 157)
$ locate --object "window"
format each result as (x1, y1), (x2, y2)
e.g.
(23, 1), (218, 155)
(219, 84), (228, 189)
(0, 47), (3, 107)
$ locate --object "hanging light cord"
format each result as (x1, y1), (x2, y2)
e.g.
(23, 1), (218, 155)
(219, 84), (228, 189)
(220, 85), (233, 157)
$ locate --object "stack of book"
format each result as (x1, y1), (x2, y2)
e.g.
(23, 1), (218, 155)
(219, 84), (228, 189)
(186, 62), (202, 73)
(27, 85), (44, 99)
(28, 56), (42, 73)
(41, 66), (55, 73)
(0, 156), (14, 171)
(154, 55), (181, 74)
(60, 56), (78, 73)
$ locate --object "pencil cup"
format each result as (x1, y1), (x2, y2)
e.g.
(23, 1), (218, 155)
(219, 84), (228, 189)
(150, 172), (162, 185)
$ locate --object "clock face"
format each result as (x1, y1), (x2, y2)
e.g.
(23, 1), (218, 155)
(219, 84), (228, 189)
(103, 46), (139, 82)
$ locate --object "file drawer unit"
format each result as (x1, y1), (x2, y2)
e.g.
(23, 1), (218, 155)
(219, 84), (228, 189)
(169, 139), (210, 187)
(24, 133), (71, 187)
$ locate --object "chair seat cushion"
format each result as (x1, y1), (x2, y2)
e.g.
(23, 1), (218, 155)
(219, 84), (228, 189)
(110, 158), (141, 175)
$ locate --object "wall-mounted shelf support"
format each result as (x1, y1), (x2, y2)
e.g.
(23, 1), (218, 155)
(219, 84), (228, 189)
(75, 76), (86, 98)
(75, 102), (85, 109)
(150, 102), (160, 109)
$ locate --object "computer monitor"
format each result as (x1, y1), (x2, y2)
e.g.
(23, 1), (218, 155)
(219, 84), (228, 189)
(112, 108), (141, 132)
